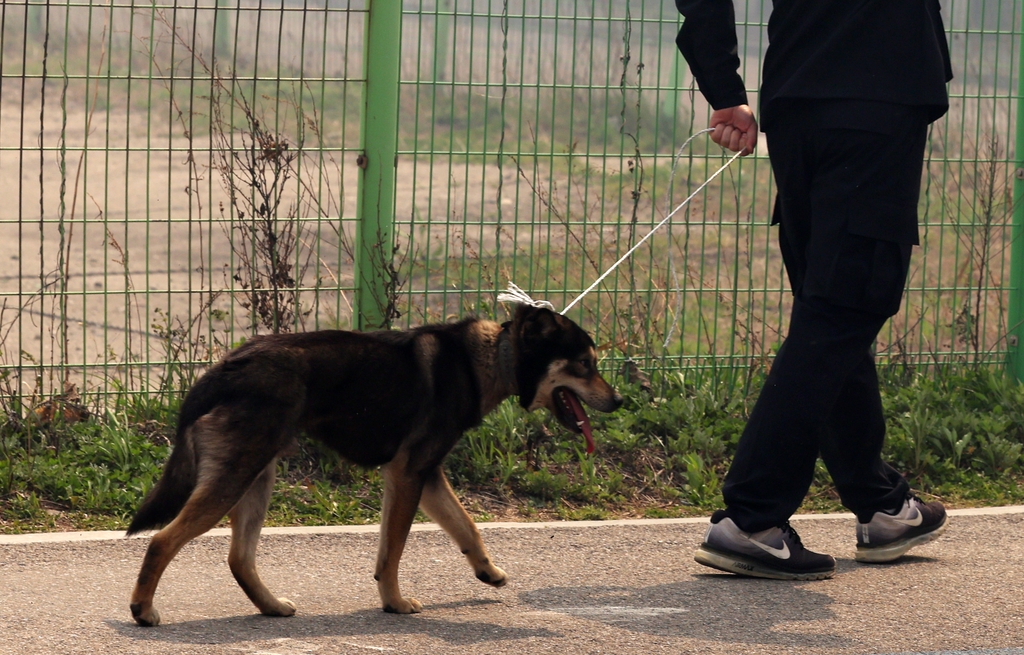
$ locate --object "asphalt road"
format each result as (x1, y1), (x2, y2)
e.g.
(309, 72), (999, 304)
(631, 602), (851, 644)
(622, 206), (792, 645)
(2, 508), (1023, 655)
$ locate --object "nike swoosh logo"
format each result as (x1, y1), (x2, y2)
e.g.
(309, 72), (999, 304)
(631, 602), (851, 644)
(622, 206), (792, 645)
(747, 538), (791, 560)
(892, 509), (923, 527)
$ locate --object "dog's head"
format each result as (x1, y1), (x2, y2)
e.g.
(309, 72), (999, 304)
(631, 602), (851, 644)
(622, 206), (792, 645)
(506, 304), (623, 452)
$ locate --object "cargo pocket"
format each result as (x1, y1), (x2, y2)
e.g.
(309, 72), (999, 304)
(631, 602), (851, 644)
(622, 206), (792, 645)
(824, 232), (912, 317)
(844, 197), (920, 246)
(812, 194), (917, 315)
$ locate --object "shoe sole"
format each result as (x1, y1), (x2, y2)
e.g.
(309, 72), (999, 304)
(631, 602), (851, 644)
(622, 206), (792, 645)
(855, 515), (949, 563)
(694, 545), (835, 581)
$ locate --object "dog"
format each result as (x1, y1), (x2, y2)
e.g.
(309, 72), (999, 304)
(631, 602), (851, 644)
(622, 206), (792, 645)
(125, 304), (622, 626)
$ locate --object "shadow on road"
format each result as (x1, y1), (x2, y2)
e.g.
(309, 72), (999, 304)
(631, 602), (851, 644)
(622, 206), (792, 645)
(105, 599), (558, 646)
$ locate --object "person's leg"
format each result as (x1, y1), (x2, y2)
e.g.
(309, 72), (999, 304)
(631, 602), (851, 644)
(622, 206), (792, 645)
(724, 112), (932, 528)
(692, 119), (843, 578)
(800, 120), (950, 551)
(819, 354), (947, 561)
(819, 351), (908, 522)
(807, 225), (915, 521)
(722, 295), (888, 533)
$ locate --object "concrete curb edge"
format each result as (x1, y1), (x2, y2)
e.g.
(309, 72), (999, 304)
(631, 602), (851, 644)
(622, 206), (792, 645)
(1, 504), (1020, 546)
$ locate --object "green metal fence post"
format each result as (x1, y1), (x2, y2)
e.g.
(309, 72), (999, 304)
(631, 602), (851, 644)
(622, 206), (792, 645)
(214, 0), (231, 64)
(1008, 13), (1024, 382)
(433, 0), (453, 84)
(354, 0), (401, 330)
(661, 46), (686, 120)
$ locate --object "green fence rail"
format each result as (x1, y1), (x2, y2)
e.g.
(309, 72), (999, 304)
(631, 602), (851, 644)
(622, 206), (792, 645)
(0, 0), (1020, 404)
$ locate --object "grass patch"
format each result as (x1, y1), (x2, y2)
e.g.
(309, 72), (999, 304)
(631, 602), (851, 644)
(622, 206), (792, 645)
(2, 365), (1024, 534)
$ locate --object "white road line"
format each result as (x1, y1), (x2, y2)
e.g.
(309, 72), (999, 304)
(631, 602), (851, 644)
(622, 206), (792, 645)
(546, 605), (689, 619)
(873, 649), (1024, 655)
(338, 643), (395, 652)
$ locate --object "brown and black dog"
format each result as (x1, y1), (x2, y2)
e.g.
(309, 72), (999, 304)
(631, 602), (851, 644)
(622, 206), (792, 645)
(126, 304), (622, 626)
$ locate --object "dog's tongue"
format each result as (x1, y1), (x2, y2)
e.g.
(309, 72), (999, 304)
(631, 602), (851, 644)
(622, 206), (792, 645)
(562, 389), (595, 454)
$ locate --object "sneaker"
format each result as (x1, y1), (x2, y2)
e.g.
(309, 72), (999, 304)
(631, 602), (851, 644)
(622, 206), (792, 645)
(694, 510), (836, 580)
(855, 495), (947, 563)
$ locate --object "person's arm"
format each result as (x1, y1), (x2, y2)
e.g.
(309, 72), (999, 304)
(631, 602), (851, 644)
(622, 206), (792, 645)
(675, 0), (757, 154)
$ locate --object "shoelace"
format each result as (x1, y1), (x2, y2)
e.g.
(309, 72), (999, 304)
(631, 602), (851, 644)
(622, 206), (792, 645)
(780, 521), (804, 548)
(897, 495), (924, 517)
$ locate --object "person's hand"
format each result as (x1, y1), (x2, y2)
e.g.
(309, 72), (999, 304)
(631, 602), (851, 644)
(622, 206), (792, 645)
(710, 105), (758, 155)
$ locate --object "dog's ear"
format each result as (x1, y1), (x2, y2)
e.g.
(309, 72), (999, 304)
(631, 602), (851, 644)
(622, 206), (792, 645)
(514, 304), (560, 347)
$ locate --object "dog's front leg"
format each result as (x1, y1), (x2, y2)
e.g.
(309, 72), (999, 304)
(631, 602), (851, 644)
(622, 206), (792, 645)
(375, 459), (425, 614)
(419, 466), (508, 588)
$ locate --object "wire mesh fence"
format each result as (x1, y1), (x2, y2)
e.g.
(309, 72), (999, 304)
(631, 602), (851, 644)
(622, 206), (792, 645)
(0, 0), (1019, 404)
(1, 0), (366, 401)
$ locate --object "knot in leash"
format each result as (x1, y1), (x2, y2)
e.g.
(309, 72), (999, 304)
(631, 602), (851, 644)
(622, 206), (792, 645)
(496, 282), (556, 311)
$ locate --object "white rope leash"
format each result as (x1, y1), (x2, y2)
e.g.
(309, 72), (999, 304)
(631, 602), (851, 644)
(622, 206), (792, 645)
(561, 141), (743, 314)
(499, 128), (745, 314)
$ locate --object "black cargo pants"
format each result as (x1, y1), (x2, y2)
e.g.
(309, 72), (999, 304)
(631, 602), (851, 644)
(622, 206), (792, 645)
(722, 105), (929, 533)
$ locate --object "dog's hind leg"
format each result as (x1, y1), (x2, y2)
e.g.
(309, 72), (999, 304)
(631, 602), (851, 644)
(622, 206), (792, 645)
(419, 466), (508, 588)
(130, 478), (247, 626)
(130, 411), (277, 627)
(228, 458), (296, 618)
(375, 457), (426, 614)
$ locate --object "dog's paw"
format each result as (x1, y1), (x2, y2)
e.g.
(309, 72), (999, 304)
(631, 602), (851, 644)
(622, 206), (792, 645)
(260, 597), (297, 617)
(475, 564), (508, 588)
(383, 597), (423, 614)
(130, 602), (161, 627)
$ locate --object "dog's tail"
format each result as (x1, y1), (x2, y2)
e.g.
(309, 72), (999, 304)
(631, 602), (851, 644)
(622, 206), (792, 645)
(125, 433), (197, 535)
(125, 390), (210, 536)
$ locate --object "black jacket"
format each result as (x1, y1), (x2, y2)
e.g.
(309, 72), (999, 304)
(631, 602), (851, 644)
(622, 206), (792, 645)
(674, 0), (953, 130)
